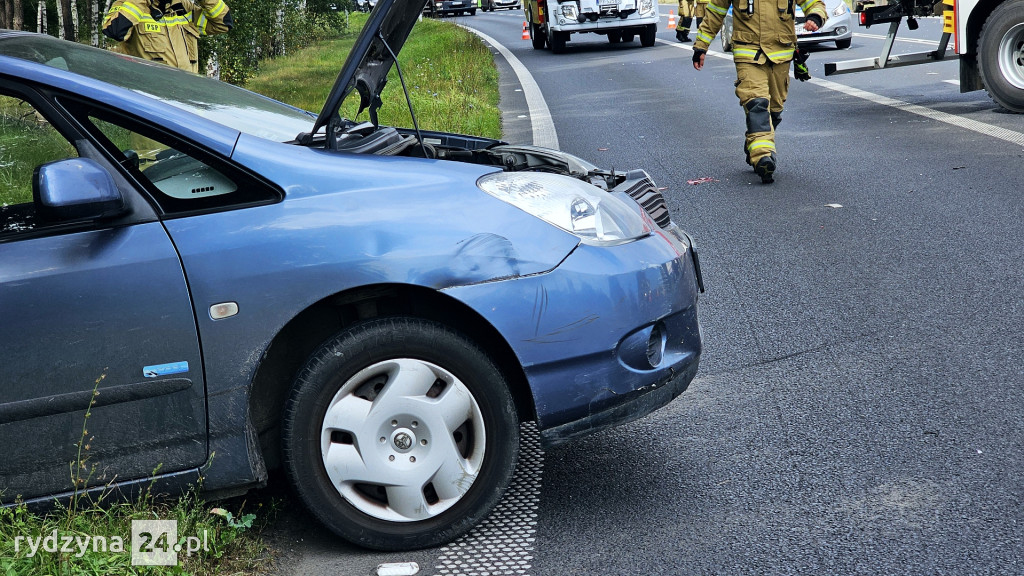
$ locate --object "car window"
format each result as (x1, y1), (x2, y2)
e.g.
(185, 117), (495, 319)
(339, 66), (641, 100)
(0, 93), (79, 237)
(80, 107), (280, 215)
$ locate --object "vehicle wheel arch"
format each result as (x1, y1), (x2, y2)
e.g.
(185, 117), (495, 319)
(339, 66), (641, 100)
(965, 0), (1002, 52)
(247, 283), (537, 472)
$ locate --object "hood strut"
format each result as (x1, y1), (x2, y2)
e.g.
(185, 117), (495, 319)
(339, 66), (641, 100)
(378, 30), (428, 159)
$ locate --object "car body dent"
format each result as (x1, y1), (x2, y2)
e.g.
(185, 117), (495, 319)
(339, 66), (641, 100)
(442, 225), (702, 446)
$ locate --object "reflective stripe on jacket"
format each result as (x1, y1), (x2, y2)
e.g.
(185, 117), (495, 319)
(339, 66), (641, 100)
(103, 0), (232, 73)
(693, 0), (826, 64)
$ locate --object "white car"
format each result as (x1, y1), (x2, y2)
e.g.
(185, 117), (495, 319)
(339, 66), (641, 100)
(720, 0), (853, 52)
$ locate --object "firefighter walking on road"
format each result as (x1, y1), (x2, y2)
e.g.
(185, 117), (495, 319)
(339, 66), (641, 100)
(103, 0), (233, 74)
(690, 0), (826, 183)
(676, 0), (709, 43)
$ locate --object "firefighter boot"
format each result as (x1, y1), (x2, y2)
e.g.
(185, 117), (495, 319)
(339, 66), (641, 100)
(677, 17), (692, 41)
(754, 153), (776, 184)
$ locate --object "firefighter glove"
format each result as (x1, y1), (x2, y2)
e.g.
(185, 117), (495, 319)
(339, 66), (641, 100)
(806, 13), (824, 28)
(692, 47), (706, 64)
(793, 48), (811, 82)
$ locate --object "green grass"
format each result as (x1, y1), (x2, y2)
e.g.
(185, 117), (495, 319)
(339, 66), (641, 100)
(0, 491), (274, 576)
(244, 13), (502, 139)
(0, 96), (79, 206)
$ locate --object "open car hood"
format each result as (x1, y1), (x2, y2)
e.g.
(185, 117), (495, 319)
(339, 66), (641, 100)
(308, 0), (423, 141)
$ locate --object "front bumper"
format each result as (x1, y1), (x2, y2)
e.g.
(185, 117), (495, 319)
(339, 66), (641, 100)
(444, 224), (703, 448)
(796, 14), (852, 44)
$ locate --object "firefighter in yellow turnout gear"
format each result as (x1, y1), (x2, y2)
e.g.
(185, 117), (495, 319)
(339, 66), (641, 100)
(103, 0), (233, 73)
(691, 0), (826, 183)
(676, 0), (709, 43)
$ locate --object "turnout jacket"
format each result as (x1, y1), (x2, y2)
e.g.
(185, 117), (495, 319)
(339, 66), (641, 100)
(693, 0), (827, 64)
(103, 0), (232, 73)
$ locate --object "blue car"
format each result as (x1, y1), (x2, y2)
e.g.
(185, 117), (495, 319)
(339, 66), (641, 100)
(0, 0), (702, 551)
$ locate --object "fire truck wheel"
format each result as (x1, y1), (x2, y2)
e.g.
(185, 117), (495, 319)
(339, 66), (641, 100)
(979, 0), (1024, 112)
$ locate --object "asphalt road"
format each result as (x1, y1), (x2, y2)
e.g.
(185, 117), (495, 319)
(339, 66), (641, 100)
(269, 9), (1024, 575)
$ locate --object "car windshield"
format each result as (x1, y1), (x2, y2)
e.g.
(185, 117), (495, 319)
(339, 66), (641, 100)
(0, 34), (316, 142)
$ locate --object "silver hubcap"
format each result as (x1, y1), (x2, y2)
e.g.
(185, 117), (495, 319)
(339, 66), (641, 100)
(319, 359), (486, 522)
(998, 23), (1024, 90)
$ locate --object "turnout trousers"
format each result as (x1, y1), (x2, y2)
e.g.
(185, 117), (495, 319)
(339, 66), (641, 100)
(677, 0), (706, 33)
(734, 59), (790, 166)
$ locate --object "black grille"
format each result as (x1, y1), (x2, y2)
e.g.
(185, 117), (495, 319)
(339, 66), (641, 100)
(622, 176), (671, 229)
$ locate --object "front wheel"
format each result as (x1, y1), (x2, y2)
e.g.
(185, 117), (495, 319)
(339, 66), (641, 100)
(608, 30), (622, 43)
(639, 24), (656, 47)
(282, 317), (520, 551)
(531, 21), (546, 49)
(978, 0), (1024, 112)
(835, 38), (851, 49)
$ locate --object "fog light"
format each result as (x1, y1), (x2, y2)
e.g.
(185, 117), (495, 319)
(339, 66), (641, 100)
(835, 26), (847, 35)
(646, 322), (666, 368)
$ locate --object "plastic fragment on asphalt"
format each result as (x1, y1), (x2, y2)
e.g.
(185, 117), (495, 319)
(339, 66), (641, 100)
(376, 562), (420, 576)
(825, 203), (843, 208)
(598, 148), (609, 151)
(686, 177), (718, 185)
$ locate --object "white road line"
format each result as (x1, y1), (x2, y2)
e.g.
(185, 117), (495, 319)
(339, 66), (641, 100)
(944, 79), (961, 86)
(657, 39), (1024, 148)
(460, 26), (560, 150)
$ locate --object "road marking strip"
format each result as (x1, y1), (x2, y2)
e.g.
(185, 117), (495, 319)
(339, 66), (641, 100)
(656, 39), (1024, 148)
(432, 423), (544, 576)
(460, 26), (560, 149)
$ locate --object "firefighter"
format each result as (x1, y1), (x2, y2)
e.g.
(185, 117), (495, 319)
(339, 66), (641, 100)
(690, 0), (826, 183)
(103, 0), (233, 74)
(675, 0), (709, 43)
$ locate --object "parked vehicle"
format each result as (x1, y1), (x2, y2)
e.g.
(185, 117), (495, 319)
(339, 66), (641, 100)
(721, 0), (853, 52)
(482, 0), (521, 10)
(0, 0), (703, 551)
(424, 0), (477, 16)
(524, 0), (660, 53)
(825, 0), (1024, 112)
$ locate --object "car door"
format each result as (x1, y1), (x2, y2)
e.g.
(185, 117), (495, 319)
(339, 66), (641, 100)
(0, 85), (207, 502)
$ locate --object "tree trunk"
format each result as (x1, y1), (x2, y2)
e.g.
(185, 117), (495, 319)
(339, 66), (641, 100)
(54, 0), (64, 37)
(13, 0), (23, 30)
(2, 0), (11, 29)
(91, 0), (99, 45)
(60, 0), (75, 40)
(37, 0), (46, 33)
(70, 0), (79, 40)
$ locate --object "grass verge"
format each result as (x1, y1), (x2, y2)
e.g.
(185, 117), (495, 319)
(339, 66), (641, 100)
(244, 13), (502, 139)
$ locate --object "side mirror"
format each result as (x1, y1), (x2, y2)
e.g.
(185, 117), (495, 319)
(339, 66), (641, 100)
(33, 158), (126, 222)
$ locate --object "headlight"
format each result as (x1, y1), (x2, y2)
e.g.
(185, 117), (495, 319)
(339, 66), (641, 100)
(478, 172), (650, 245)
(832, 2), (847, 16)
(639, 0), (655, 16)
(560, 2), (579, 19)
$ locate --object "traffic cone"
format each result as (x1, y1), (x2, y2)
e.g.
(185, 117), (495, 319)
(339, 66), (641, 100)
(667, 10), (676, 28)
(522, 21), (530, 40)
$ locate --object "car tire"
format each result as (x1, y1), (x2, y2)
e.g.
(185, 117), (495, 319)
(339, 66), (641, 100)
(531, 21), (546, 49)
(639, 24), (656, 47)
(978, 0), (1024, 112)
(608, 30), (621, 43)
(835, 38), (851, 49)
(470, 8), (476, 14)
(282, 317), (520, 551)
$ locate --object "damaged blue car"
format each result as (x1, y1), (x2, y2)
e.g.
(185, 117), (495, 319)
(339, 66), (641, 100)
(0, 0), (703, 551)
